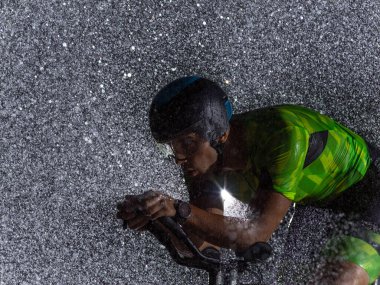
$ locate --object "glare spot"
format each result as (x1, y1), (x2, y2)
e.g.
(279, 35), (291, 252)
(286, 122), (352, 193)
(221, 188), (234, 205)
(220, 188), (245, 217)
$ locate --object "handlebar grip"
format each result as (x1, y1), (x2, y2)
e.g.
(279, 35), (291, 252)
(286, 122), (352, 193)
(235, 242), (272, 261)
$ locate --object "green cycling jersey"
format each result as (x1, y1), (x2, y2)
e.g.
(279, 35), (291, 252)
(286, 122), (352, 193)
(214, 104), (371, 204)
(188, 104), (378, 282)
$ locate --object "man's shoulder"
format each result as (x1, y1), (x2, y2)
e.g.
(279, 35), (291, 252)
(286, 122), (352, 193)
(235, 104), (330, 120)
(237, 104), (339, 136)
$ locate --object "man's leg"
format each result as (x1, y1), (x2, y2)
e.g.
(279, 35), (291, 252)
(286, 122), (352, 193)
(314, 261), (369, 285)
(314, 233), (380, 285)
(313, 148), (380, 285)
(333, 262), (370, 285)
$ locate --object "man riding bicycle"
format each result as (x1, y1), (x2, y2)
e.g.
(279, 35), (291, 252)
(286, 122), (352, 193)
(117, 76), (380, 284)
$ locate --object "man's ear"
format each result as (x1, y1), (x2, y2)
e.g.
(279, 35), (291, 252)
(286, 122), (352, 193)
(218, 129), (230, 144)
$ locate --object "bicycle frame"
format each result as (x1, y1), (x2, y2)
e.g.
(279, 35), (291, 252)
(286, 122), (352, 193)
(146, 217), (271, 285)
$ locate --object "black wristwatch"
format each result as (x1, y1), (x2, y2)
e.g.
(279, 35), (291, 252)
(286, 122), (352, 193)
(174, 200), (191, 225)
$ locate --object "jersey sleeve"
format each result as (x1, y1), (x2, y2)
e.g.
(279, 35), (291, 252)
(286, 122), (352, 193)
(255, 126), (309, 201)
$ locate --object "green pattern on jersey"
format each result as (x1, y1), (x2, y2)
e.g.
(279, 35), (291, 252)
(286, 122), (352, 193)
(216, 105), (371, 204)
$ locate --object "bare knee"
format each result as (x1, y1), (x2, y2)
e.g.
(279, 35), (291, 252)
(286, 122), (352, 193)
(335, 262), (370, 285)
(312, 261), (369, 285)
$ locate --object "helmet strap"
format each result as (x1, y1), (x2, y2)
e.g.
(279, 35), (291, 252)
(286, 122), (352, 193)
(211, 140), (225, 173)
(211, 141), (224, 156)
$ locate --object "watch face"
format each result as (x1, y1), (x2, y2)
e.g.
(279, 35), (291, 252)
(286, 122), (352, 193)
(178, 202), (191, 219)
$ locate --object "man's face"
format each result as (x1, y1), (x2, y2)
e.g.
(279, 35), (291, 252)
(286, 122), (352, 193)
(169, 133), (218, 177)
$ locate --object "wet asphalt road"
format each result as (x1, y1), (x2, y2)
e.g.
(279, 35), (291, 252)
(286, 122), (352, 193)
(1, 0), (379, 284)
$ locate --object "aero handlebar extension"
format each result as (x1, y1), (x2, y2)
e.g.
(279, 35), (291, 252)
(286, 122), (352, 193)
(148, 216), (272, 285)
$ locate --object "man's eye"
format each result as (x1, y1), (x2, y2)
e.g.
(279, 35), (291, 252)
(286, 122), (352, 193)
(183, 139), (195, 146)
(183, 139), (198, 153)
(182, 139), (195, 148)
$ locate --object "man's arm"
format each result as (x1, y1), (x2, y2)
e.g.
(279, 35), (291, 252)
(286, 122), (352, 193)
(118, 174), (291, 252)
(182, 177), (225, 251)
(181, 168), (291, 252)
(118, 189), (291, 252)
(183, 190), (291, 251)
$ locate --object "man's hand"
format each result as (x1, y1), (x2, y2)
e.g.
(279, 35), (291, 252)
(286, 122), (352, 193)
(117, 190), (176, 230)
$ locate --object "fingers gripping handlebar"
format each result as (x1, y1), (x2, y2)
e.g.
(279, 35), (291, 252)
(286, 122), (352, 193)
(118, 205), (272, 285)
(118, 198), (272, 284)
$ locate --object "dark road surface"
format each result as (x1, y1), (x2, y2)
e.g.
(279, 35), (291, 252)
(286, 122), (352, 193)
(1, 1), (379, 284)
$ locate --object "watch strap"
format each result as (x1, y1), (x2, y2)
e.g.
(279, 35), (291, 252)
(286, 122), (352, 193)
(174, 199), (191, 225)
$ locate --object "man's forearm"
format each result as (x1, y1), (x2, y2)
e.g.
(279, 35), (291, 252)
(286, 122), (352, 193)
(182, 207), (222, 251)
(183, 192), (292, 251)
(183, 206), (261, 251)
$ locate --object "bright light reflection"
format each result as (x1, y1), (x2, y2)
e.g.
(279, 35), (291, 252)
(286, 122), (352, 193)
(220, 188), (245, 217)
(221, 188), (234, 209)
(221, 188), (232, 201)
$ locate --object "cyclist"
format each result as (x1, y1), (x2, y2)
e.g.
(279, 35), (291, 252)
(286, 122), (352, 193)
(117, 76), (380, 284)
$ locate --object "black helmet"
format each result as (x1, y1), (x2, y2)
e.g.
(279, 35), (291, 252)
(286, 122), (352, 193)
(149, 76), (233, 149)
